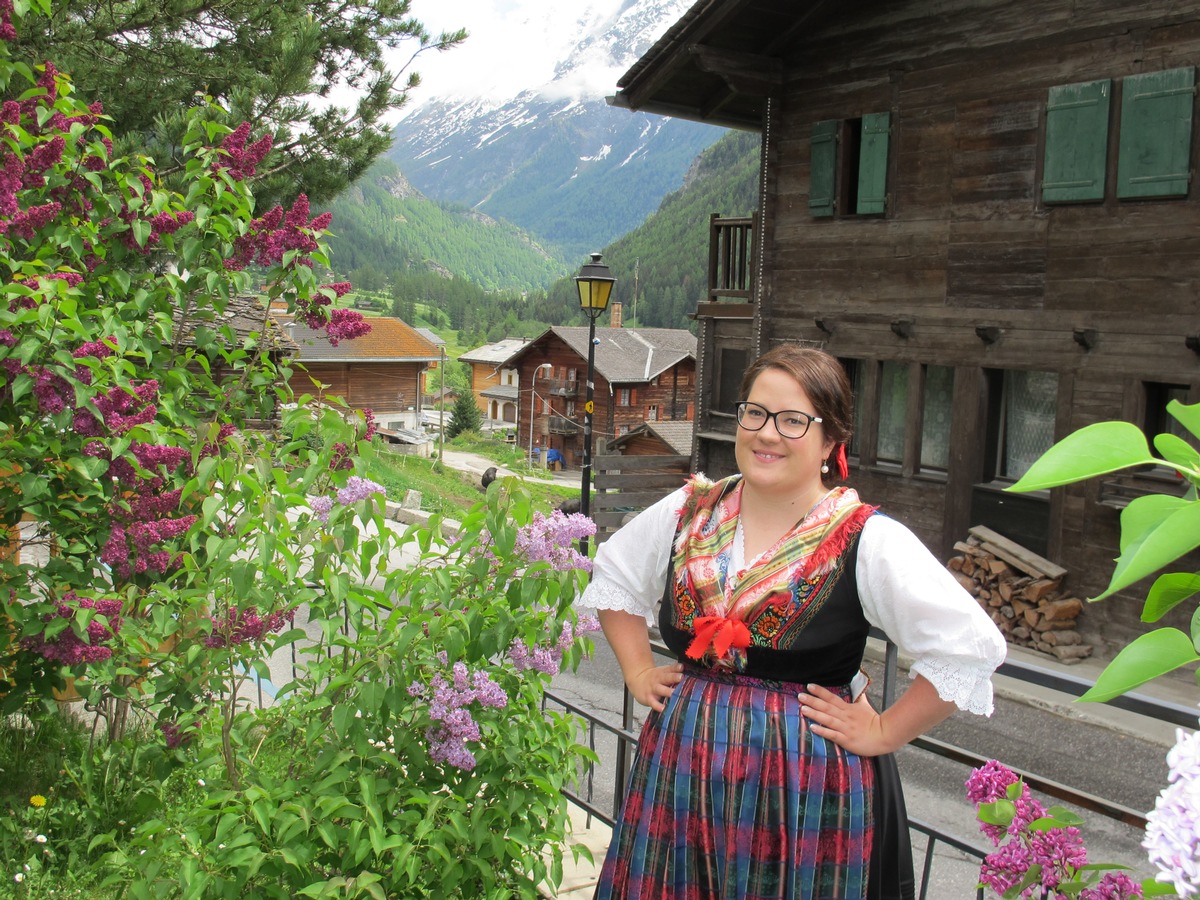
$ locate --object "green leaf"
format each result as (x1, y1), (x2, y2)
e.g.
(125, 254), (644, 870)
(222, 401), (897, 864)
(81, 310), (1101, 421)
(1099, 501), (1200, 600)
(1008, 422), (1154, 492)
(976, 798), (1016, 826)
(1154, 432), (1200, 470)
(1168, 399), (1200, 441)
(1141, 877), (1180, 896)
(1144, 573), (1200, 622)
(1079, 628), (1200, 701)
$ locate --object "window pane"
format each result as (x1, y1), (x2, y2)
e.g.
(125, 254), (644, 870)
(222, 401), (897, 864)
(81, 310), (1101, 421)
(921, 365), (954, 471)
(841, 358), (863, 457)
(1002, 370), (1058, 479)
(877, 362), (908, 464)
(717, 348), (749, 413)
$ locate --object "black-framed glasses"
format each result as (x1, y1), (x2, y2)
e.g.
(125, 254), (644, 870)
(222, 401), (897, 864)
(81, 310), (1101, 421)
(735, 401), (822, 439)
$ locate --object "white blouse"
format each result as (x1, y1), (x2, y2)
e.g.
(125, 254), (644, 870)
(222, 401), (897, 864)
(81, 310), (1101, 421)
(577, 486), (1007, 716)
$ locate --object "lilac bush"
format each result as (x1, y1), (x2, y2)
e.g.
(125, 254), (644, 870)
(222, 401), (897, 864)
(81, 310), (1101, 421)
(967, 760), (1145, 899)
(1144, 728), (1200, 896)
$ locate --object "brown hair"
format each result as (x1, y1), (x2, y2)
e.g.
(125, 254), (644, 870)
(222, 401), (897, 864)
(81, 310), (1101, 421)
(739, 344), (854, 446)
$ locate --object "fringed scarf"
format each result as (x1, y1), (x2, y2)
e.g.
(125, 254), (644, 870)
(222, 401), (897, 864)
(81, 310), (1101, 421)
(674, 474), (875, 665)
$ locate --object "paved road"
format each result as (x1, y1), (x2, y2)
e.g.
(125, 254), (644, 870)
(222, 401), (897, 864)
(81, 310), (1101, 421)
(549, 637), (1174, 897)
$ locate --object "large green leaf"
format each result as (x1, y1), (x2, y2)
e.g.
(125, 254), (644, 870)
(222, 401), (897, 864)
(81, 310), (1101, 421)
(1008, 422), (1153, 492)
(1079, 628), (1200, 701)
(1154, 432), (1200, 470)
(1168, 399), (1200, 440)
(1143, 572), (1200, 622)
(1118, 494), (1189, 554)
(1097, 501), (1200, 600)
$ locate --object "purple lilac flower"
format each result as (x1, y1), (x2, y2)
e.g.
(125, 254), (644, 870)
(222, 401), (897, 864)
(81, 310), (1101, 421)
(410, 661), (508, 772)
(311, 495), (334, 523)
(336, 476), (385, 506)
(513, 510), (596, 573)
(1144, 727), (1200, 897)
(204, 606), (294, 648)
(1079, 872), (1143, 899)
(509, 613), (601, 677)
(21, 592), (122, 664)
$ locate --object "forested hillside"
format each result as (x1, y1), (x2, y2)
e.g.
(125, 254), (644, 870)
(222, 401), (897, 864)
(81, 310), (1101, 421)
(526, 129), (761, 330)
(318, 159), (571, 292)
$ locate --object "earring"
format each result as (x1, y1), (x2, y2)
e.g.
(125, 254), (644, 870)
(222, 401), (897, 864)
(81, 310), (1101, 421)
(821, 462), (830, 474)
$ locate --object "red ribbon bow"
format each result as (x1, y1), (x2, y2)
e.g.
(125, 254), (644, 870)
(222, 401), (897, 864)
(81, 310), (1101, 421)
(686, 615), (751, 661)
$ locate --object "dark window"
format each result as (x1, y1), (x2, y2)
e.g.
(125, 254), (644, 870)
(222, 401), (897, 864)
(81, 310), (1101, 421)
(716, 347), (749, 414)
(1042, 79), (1112, 203)
(1146, 381), (1194, 454)
(841, 358), (864, 459)
(810, 113), (891, 218)
(984, 369), (1059, 482)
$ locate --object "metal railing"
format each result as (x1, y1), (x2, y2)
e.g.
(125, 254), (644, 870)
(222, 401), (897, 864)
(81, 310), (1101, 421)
(543, 630), (1181, 899)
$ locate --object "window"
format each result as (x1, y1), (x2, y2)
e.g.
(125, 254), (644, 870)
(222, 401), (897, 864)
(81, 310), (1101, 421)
(920, 366), (954, 472)
(567, 368), (577, 382)
(876, 361), (908, 465)
(994, 369), (1058, 481)
(841, 358), (864, 459)
(1042, 79), (1111, 203)
(647, 404), (658, 422)
(566, 400), (576, 417)
(617, 425), (630, 437)
(617, 388), (631, 407)
(1042, 67), (1195, 204)
(716, 347), (749, 414)
(541, 396), (550, 414)
(810, 112), (891, 218)
(1146, 381), (1194, 454)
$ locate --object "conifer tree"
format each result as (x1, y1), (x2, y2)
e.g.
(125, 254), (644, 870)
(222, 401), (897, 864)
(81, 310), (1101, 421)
(445, 390), (483, 438)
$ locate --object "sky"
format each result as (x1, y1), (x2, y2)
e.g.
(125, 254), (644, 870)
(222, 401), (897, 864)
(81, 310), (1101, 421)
(397, 0), (629, 111)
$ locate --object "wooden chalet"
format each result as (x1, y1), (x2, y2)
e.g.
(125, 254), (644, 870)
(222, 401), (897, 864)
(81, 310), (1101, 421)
(281, 316), (441, 430)
(612, 0), (1200, 652)
(507, 325), (697, 468)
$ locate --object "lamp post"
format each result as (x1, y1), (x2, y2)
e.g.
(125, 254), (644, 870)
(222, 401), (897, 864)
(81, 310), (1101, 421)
(527, 362), (552, 465)
(573, 252), (615, 557)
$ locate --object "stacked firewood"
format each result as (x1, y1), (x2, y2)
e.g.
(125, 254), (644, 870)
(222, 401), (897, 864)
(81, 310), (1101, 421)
(946, 525), (1093, 664)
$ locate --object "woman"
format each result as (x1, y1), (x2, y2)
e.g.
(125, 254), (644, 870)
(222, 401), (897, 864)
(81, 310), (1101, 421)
(577, 345), (1006, 900)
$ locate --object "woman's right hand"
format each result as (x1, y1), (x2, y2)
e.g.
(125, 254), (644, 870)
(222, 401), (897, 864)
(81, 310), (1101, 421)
(627, 662), (685, 711)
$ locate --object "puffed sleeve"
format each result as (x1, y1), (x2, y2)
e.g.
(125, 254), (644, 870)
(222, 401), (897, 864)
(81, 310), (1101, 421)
(857, 514), (1007, 715)
(575, 486), (688, 625)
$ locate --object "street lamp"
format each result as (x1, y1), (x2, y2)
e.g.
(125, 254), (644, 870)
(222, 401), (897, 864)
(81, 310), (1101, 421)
(573, 252), (615, 556)
(527, 362), (553, 465)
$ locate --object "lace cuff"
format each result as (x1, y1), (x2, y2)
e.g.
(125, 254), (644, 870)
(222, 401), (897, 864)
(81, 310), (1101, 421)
(911, 656), (996, 716)
(576, 576), (657, 625)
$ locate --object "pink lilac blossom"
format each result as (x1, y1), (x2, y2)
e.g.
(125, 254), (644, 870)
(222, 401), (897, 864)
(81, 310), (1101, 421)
(0, 0), (15, 40)
(213, 122), (273, 181)
(1080, 873), (1142, 899)
(204, 606), (294, 648)
(501, 510), (596, 574)
(21, 592), (122, 665)
(509, 613), (601, 677)
(1144, 727), (1200, 897)
(336, 476), (385, 507)
(410, 661), (508, 772)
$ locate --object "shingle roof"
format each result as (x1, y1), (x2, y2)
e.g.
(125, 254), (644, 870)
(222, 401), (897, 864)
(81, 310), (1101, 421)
(415, 327), (446, 348)
(459, 337), (532, 366)
(282, 316), (440, 362)
(174, 294), (298, 353)
(480, 385), (519, 401)
(549, 326), (696, 383)
(610, 421), (695, 456)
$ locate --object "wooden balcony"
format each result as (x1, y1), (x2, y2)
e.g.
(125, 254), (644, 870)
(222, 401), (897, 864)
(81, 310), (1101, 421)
(547, 415), (579, 435)
(698, 213), (757, 319)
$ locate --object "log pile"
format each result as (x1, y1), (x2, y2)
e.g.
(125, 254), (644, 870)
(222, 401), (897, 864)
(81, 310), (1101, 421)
(947, 525), (1093, 664)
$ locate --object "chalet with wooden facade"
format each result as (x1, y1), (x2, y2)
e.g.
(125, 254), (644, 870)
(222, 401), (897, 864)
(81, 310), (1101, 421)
(611, 0), (1200, 652)
(282, 317), (440, 431)
(505, 326), (697, 468)
(458, 337), (531, 427)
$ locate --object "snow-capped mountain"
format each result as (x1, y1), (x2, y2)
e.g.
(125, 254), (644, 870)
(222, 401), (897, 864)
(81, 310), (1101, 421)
(388, 0), (726, 260)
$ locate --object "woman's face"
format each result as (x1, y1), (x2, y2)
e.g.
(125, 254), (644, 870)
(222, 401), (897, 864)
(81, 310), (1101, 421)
(735, 366), (835, 501)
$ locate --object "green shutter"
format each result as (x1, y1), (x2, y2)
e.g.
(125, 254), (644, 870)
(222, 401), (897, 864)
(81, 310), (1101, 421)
(856, 112), (891, 215)
(1042, 79), (1111, 203)
(1117, 67), (1195, 199)
(810, 120), (838, 217)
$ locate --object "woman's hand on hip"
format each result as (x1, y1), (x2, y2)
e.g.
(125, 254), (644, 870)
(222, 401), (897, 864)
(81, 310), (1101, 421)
(628, 662), (684, 712)
(798, 683), (890, 756)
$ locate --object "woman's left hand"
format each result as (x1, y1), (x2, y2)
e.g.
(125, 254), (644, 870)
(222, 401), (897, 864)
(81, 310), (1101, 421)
(798, 683), (891, 756)
(799, 675), (957, 756)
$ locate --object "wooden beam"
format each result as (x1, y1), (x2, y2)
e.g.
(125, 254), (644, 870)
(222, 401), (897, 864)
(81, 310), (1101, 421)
(689, 44), (783, 96)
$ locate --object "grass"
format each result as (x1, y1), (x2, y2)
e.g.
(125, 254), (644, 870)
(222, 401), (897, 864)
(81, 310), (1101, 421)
(367, 437), (578, 522)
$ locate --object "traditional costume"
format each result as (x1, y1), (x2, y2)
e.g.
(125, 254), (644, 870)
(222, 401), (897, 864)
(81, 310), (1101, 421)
(578, 474), (1005, 900)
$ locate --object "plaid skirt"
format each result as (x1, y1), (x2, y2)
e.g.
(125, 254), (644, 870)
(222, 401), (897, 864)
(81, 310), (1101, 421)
(596, 667), (875, 900)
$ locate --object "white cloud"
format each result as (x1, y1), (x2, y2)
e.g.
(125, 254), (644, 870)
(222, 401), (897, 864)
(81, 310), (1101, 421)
(401, 0), (625, 108)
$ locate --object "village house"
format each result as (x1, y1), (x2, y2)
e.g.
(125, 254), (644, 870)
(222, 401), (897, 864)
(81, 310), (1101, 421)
(506, 325), (697, 468)
(610, 0), (1200, 653)
(281, 316), (441, 431)
(458, 337), (531, 429)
